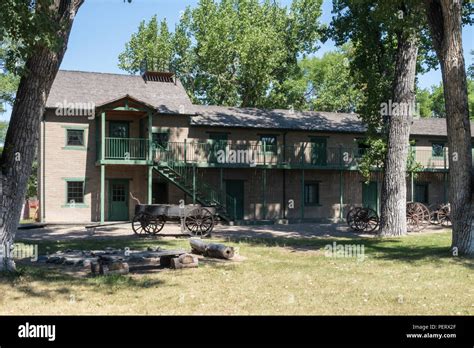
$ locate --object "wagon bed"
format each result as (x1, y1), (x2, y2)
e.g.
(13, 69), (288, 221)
(132, 203), (216, 237)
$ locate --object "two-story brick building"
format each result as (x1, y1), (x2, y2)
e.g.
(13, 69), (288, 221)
(38, 70), (471, 224)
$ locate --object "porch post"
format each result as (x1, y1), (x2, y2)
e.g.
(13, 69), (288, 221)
(339, 170), (344, 222)
(262, 168), (267, 219)
(101, 111), (105, 161)
(220, 167), (224, 203)
(300, 169), (305, 220)
(148, 166), (152, 204)
(339, 146), (344, 222)
(410, 172), (414, 202)
(100, 164), (105, 224)
(148, 111), (153, 162)
(443, 172), (448, 203)
(443, 147), (448, 203)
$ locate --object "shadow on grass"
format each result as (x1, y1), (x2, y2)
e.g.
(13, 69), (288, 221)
(0, 261), (168, 299)
(216, 233), (474, 270)
(0, 236), (238, 297)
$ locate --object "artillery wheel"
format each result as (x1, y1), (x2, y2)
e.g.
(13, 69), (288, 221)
(354, 208), (379, 233)
(346, 207), (362, 232)
(185, 207), (214, 237)
(438, 205), (451, 227)
(132, 213), (157, 236)
(428, 204), (442, 225)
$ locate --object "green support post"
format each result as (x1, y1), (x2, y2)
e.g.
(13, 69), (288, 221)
(410, 171), (414, 202)
(101, 111), (105, 161)
(148, 111), (153, 162)
(148, 166), (152, 204)
(444, 172), (448, 203)
(376, 179), (380, 216)
(339, 170), (344, 222)
(220, 167), (224, 204)
(443, 147), (447, 170)
(339, 146), (344, 222)
(301, 169), (305, 220)
(184, 138), (187, 164)
(443, 147), (447, 204)
(262, 168), (267, 219)
(263, 141), (266, 166)
(100, 111), (106, 224)
(100, 164), (105, 224)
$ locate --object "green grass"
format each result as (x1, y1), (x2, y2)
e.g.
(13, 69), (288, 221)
(0, 231), (472, 315)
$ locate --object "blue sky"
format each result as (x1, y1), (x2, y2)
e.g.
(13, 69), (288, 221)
(1, 0), (473, 120)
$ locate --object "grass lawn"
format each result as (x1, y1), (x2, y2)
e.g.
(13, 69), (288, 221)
(0, 231), (472, 315)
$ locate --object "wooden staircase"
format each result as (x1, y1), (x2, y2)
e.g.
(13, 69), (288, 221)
(154, 164), (236, 223)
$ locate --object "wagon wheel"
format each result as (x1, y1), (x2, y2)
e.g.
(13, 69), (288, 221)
(346, 207), (362, 232)
(406, 212), (422, 232)
(414, 203), (429, 230)
(428, 204), (442, 225)
(147, 215), (166, 235)
(132, 213), (156, 236)
(438, 205), (451, 227)
(406, 203), (423, 232)
(185, 207), (214, 237)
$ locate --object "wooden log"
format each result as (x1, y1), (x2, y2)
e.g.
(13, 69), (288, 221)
(171, 255), (198, 269)
(189, 238), (208, 254)
(189, 239), (234, 259)
(99, 262), (129, 275)
(178, 253), (196, 265)
(206, 243), (234, 259)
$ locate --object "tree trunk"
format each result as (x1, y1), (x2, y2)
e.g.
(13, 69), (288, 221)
(0, 0), (84, 272)
(379, 30), (419, 236)
(425, 0), (473, 256)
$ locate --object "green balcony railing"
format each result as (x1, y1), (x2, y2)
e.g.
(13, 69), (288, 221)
(99, 138), (453, 170)
(153, 141), (453, 171)
(154, 141), (366, 169)
(103, 137), (149, 161)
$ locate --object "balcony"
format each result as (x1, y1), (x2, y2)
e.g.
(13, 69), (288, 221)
(98, 137), (150, 163)
(153, 141), (451, 171)
(97, 138), (451, 171)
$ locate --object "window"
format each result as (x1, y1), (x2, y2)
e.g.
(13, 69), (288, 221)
(209, 132), (228, 142)
(415, 183), (429, 204)
(66, 181), (84, 204)
(355, 139), (370, 158)
(66, 129), (84, 146)
(432, 142), (445, 157)
(260, 135), (277, 154)
(304, 182), (320, 205)
(152, 132), (169, 149)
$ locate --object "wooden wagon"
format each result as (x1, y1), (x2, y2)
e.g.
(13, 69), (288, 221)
(132, 203), (216, 237)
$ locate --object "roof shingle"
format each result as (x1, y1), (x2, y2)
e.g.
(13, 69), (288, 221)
(46, 70), (474, 138)
(46, 70), (194, 114)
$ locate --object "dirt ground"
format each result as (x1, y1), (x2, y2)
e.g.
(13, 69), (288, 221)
(16, 221), (450, 242)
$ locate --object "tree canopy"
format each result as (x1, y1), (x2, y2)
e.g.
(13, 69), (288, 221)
(118, 0), (323, 108)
